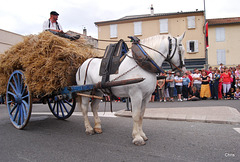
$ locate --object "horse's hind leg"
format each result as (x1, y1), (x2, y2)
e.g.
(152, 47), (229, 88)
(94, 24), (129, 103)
(78, 96), (94, 135)
(138, 97), (150, 141)
(91, 96), (102, 134)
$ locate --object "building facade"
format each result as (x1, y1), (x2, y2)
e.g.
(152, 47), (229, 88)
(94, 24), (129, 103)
(0, 29), (23, 54)
(67, 30), (98, 48)
(207, 17), (240, 67)
(95, 10), (206, 69)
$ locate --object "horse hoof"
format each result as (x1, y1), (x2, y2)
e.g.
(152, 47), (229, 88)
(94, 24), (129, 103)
(140, 132), (148, 141)
(142, 136), (148, 141)
(85, 130), (95, 135)
(94, 128), (102, 134)
(132, 139), (146, 146)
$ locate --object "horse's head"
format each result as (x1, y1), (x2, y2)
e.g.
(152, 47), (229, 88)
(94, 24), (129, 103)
(137, 33), (187, 74)
(166, 32), (187, 73)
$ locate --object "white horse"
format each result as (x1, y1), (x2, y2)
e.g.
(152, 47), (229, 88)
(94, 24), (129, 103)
(76, 33), (187, 145)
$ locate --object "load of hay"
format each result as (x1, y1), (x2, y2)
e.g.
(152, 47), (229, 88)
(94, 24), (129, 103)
(0, 31), (99, 96)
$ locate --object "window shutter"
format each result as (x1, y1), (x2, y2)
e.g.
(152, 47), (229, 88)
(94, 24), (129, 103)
(216, 28), (220, 41)
(187, 16), (195, 29)
(186, 41), (190, 52)
(159, 19), (168, 33)
(195, 40), (199, 52)
(221, 28), (225, 41)
(216, 27), (225, 42)
(186, 40), (198, 53)
(134, 22), (142, 36)
(110, 24), (117, 38)
(217, 49), (226, 65)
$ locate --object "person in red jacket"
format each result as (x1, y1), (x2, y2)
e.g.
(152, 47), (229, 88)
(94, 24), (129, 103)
(221, 68), (232, 99)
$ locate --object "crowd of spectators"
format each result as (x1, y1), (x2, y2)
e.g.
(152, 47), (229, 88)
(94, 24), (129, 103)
(151, 64), (240, 102)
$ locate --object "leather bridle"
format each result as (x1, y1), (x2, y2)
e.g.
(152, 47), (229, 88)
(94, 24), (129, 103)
(165, 37), (185, 71)
(139, 36), (185, 72)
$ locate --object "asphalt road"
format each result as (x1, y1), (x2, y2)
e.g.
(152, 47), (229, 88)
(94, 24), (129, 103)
(0, 100), (240, 162)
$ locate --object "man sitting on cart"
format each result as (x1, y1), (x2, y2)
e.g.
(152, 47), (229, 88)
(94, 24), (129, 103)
(43, 11), (80, 40)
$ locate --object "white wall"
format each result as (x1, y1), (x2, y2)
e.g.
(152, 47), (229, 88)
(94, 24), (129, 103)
(0, 29), (23, 54)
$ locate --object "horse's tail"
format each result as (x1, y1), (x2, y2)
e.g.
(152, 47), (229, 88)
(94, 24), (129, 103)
(76, 64), (82, 85)
(76, 94), (82, 111)
(76, 58), (95, 86)
(75, 65), (82, 109)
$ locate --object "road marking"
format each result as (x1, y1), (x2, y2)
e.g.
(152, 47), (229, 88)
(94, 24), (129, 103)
(32, 112), (117, 118)
(233, 128), (240, 134)
(73, 112), (117, 118)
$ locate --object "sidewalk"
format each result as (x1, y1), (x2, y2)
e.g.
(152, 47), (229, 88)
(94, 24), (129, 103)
(115, 106), (240, 125)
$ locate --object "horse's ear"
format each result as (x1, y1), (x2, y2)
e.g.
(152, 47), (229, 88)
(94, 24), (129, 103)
(178, 32), (186, 42)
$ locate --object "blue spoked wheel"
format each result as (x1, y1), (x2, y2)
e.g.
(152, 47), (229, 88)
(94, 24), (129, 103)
(47, 95), (76, 120)
(6, 70), (32, 129)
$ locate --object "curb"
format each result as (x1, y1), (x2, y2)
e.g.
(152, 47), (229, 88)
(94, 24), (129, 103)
(114, 107), (240, 125)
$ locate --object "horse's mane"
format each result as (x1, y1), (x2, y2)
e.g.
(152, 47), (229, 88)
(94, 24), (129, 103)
(141, 34), (171, 48)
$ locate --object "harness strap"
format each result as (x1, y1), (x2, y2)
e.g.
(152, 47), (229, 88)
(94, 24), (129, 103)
(167, 37), (177, 61)
(84, 58), (94, 85)
(171, 45), (185, 71)
(168, 37), (172, 59)
(48, 19), (60, 30)
(171, 38), (178, 59)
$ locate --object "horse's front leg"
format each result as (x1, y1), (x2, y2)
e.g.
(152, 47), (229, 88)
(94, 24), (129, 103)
(131, 95), (146, 146)
(138, 96), (150, 141)
(78, 96), (94, 135)
(91, 96), (102, 134)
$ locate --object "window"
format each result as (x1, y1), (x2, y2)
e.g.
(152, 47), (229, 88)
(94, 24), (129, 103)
(187, 16), (195, 29)
(217, 49), (226, 65)
(190, 41), (195, 51)
(134, 22), (142, 36)
(186, 40), (198, 53)
(159, 19), (168, 33)
(110, 24), (117, 38)
(216, 27), (225, 42)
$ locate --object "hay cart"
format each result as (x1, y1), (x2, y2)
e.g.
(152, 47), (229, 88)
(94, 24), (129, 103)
(6, 70), (144, 129)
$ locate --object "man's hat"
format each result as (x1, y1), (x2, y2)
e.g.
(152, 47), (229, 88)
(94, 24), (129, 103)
(50, 11), (59, 16)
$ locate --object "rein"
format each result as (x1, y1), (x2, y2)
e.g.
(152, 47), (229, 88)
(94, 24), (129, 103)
(94, 38), (130, 43)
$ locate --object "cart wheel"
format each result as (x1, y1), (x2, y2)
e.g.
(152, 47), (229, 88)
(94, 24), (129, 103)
(47, 95), (76, 120)
(6, 70), (32, 129)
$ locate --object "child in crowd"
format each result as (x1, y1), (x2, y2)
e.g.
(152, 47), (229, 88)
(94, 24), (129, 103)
(230, 88), (235, 100)
(228, 88), (235, 100)
(188, 86), (200, 101)
(234, 87), (240, 100)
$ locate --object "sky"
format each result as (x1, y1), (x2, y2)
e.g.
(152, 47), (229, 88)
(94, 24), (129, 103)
(0, 0), (240, 38)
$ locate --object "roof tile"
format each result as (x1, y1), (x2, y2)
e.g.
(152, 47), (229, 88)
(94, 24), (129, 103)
(207, 17), (240, 25)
